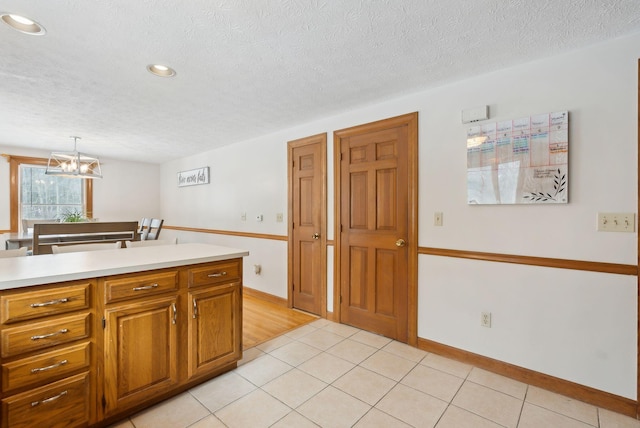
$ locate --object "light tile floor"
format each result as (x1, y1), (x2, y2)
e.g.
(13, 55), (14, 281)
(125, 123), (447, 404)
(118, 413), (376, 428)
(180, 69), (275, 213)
(111, 319), (640, 428)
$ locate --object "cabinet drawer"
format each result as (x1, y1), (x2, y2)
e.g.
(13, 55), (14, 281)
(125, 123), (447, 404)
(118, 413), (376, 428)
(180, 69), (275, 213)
(0, 282), (91, 325)
(104, 270), (178, 303)
(2, 342), (90, 392)
(1, 372), (90, 428)
(1, 313), (90, 358)
(188, 259), (241, 288)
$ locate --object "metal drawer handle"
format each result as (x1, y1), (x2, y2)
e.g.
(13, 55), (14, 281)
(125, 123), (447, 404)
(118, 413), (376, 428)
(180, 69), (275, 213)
(132, 283), (159, 291)
(30, 298), (70, 308)
(31, 328), (69, 341)
(193, 299), (198, 319)
(172, 303), (177, 325)
(207, 272), (227, 278)
(31, 359), (68, 373)
(31, 390), (68, 407)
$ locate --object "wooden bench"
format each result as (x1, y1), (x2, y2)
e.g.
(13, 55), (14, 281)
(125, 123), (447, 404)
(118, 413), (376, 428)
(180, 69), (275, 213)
(33, 221), (139, 255)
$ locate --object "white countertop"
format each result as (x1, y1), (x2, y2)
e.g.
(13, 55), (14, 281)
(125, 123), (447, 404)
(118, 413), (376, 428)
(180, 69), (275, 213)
(0, 243), (249, 290)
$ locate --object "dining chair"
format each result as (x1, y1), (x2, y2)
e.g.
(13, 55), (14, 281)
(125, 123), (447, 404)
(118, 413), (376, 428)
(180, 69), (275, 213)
(125, 238), (177, 248)
(142, 218), (164, 240)
(0, 247), (28, 258)
(137, 217), (151, 234)
(51, 242), (122, 254)
(21, 218), (58, 234)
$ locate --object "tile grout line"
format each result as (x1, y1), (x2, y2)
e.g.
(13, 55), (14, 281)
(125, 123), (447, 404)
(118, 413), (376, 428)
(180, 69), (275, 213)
(430, 356), (479, 428)
(513, 384), (529, 428)
(523, 402), (601, 428)
(431, 365), (472, 428)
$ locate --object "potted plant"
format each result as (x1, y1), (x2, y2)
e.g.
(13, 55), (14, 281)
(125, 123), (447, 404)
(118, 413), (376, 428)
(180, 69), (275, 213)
(60, 209), (87, 223)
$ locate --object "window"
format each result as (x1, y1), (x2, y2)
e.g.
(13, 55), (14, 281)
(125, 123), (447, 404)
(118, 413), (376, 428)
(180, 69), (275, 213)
(21, 164), (85, 220)
(6, 155), (93, 233)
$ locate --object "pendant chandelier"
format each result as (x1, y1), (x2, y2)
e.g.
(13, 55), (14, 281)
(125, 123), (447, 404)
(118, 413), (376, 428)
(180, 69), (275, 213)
(45, 136), (102, 179)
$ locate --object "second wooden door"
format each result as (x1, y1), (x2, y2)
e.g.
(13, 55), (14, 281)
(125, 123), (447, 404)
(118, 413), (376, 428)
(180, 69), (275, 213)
(336, 113), (417, 342)
(288, 134), (327, 316)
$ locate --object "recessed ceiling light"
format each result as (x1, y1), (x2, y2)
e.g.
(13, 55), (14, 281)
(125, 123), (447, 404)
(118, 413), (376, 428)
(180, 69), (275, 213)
(147, 64), (176, 78)
(1, 13), (46, 35)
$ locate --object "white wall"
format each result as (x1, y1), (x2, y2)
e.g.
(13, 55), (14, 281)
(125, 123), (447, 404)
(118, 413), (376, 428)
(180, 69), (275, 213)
(419, 39), (637, 264)
(92, 159), (161, 222)
(0, 145), (160, 231)
(161, 228), (288, 298)
(160, 138), (290, 298)
(161, 33), (639, 399)
(420, 256), (637, 399)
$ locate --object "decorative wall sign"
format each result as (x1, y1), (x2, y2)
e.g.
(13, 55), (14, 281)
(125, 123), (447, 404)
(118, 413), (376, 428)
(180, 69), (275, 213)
(467, 111), (568, 204)
(178, 166), (210, 187)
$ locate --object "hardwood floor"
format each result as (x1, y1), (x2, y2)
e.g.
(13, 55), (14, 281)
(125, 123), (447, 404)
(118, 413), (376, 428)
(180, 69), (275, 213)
(242, 294), (318, 349)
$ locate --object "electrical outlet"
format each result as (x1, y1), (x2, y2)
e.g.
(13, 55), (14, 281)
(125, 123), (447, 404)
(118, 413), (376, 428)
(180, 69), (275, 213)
(256, 214), (263, 222)
(597, 212), (635, 232)
(240, 212), (247, 221)
(481, 312), (492, 328)
(434, 212), (443, 226)
(276, 213), (284, 222)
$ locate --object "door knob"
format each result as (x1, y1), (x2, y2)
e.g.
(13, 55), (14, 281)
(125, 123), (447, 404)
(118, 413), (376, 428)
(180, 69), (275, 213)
(313, 233), (320, 240)
(395, 239), (406, 247)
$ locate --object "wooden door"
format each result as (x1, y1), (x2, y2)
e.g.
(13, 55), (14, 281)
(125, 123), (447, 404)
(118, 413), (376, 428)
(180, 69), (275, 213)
(335, 113), (418, 343)
(288, 134), (327, 316)
(103, 296), (179, 415)
(187, 282), (242, 379)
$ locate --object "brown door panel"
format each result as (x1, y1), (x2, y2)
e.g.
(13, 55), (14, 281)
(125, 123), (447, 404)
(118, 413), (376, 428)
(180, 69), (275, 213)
(337, 115), (415, 342)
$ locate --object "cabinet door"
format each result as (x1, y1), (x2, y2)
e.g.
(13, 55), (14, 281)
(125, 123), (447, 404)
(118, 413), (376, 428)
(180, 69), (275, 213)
(103, 296), (179, 415)
(188, 283), (241, 379)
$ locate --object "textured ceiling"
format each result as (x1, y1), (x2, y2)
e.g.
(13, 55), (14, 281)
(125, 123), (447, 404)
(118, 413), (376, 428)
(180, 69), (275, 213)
(0, 0), (639, 164)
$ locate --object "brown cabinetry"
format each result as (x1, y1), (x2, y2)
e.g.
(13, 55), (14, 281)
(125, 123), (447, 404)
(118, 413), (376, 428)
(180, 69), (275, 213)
(2, 373), (91, 428)
(103, 270), (179, 304)
(102, 293), (179, 416)
(187, 279), (242, 379)
(0, 280), (94, 428)
(98, 259), (242, 423)
(2, 342), (90, 392)
(0, 256), (243, 428)
(0, 283), (90, 324)
(2, 313), (90, 358)
(188, 260), (242, 288)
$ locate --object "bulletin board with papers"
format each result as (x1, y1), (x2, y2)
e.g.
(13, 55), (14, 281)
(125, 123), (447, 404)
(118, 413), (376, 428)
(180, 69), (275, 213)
(467, 111), (568, 204)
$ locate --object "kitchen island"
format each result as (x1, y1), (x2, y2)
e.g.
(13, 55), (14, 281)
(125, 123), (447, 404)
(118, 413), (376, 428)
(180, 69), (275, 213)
(0, 243), (248, 428)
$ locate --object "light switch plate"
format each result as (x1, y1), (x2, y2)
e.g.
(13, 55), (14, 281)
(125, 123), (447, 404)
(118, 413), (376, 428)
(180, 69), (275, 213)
(597, 212), (635, 232)
(434, 212), (443, 226)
